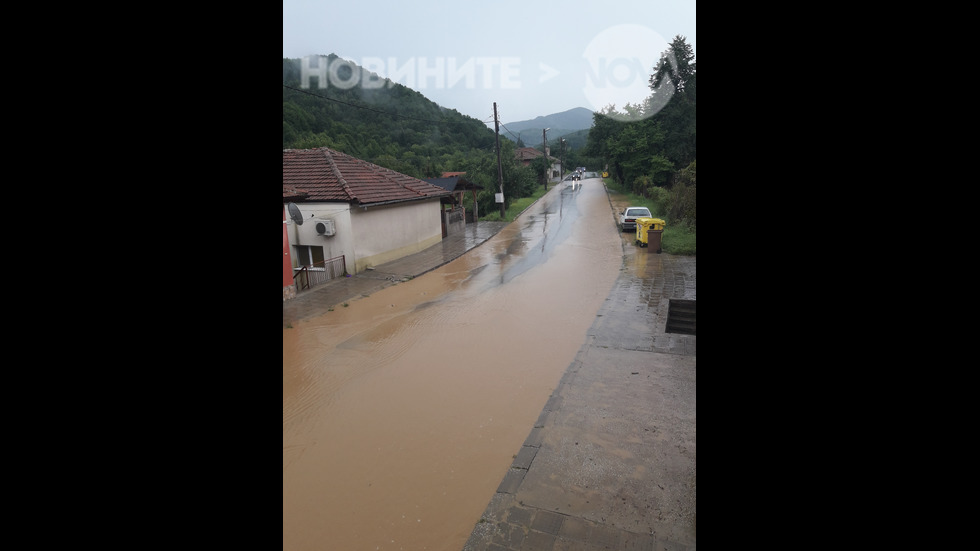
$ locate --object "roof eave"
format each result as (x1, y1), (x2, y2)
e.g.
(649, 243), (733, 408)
(356, 194), (451, 210)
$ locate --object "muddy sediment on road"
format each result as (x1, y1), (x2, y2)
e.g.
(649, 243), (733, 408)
(283, 179), (624, 551)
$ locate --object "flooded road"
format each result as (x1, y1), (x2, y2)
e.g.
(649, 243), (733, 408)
(283, 178), (625, 551)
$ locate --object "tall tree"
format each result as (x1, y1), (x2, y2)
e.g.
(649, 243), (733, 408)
(650, 35), (696, 95)
(585, 36), (696, 193)
(648, 36), (697, 174)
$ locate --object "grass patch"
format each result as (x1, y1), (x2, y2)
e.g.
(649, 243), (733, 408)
(478, 185), (551, 222)
(604, 178), (651, 212)
(662, 226), (697, 255)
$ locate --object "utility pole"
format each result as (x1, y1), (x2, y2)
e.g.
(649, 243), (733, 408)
(542, 128), (549, 190)
(560, 138), (566, 181)
(494, 102), (505, 218)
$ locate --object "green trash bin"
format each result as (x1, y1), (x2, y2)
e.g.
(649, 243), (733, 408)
(635, 218), (666, 252)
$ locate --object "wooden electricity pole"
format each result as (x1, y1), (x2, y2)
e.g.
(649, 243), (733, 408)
(560, 138), (566, 180)
(494, 102), (505, 218)
(542, 128), (548, 190)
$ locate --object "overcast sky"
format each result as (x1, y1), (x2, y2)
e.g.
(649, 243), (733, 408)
(283, 0), (695, 125)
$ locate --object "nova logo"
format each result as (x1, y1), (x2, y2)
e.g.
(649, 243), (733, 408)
(582, 25), (677, 120)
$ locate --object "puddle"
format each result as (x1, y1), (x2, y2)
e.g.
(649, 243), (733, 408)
(283, 179), (623, 551)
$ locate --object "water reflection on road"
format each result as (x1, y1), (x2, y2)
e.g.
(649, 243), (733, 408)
(283, 179), (623, 551)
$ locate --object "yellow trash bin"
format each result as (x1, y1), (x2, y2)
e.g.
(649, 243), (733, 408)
(635, 218), (666, 252)
(635, 217), (653, 246)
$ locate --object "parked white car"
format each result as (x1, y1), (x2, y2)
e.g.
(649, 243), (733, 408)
(619, 206), (652, 232)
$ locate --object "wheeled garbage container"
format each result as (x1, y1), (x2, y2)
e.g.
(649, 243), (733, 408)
(635, 217), (652, 246)
(635, 217), (666, 252)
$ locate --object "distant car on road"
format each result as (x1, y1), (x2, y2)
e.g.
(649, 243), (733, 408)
(563, 173), (580, 181)
(619, 206), (652, 232)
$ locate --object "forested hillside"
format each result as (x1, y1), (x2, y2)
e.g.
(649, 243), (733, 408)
(283, 55), (542, 216)
(283, 56), (500, 175)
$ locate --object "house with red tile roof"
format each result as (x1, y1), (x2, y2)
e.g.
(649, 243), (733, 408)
(283, 147), (451, 295)
(515, 147), (561, 183)
(422, 173), (484, 223)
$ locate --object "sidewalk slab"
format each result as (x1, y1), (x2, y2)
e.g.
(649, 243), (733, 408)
(283, 221), (507, 326)
(463, 253), (696, 551)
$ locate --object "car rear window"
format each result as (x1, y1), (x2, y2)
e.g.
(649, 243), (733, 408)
(627, 209), (651, 217)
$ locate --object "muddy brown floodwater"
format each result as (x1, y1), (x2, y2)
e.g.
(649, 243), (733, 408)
(283, 178), (624, 551)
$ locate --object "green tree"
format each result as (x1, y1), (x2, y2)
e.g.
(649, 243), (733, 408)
(583, 106), (621, 170)
(584, 36), (696, 193)
(650, 35), (696, 95)
(648, 36), (696, 174)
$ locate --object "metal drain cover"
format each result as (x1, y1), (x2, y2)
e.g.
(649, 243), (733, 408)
(665, 299), (696, 335)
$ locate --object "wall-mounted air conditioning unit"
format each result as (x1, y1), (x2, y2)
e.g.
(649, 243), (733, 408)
(314, 218), (336, 236)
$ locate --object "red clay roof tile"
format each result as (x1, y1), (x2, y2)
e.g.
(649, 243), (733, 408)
(283, 147), (451, 206)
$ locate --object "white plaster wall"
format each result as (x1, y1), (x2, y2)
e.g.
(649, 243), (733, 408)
(349, 200), (443, 272)
(285, 199), (443, 275)
(284, 203), (355, 271)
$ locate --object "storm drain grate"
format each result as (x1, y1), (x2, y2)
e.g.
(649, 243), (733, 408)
(665, 299), (696, 335)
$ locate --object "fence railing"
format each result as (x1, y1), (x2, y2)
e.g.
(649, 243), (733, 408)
(294, 255), (347, 291)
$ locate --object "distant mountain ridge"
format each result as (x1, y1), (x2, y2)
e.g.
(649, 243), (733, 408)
(501, 107), (594, 143)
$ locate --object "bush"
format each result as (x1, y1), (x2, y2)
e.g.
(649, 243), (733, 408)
(606, 177), (669, 218)
(646, 185), (670, 217)
(666, 181), (696, 230)
(670, 160), (696, 229)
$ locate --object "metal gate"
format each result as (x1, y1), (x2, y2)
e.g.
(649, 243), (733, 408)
(294, 255), (347, 291)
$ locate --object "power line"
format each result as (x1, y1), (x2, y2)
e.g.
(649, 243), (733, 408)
(497, 122), (521, 142)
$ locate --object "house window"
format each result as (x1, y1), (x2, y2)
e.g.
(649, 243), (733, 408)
(294, 245), (325, 267)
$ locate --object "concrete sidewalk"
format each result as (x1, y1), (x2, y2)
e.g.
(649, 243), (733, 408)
(462, 252), (697, 551)
(283, 220), (508, 327)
